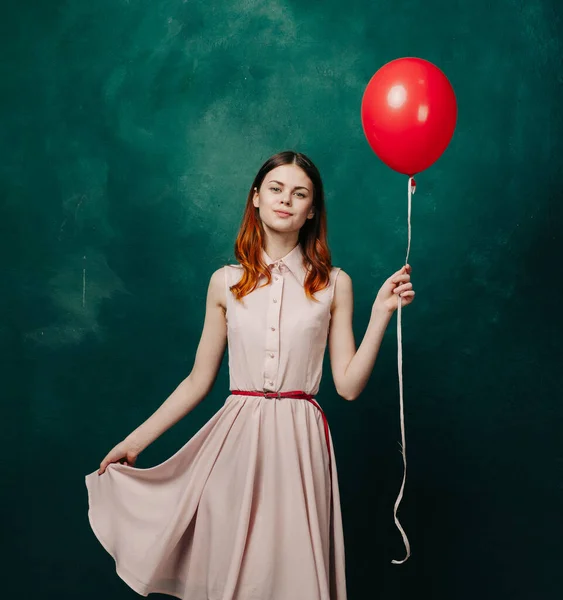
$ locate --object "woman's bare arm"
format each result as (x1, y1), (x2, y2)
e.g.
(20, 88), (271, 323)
(328, 270), (393, 401)
(125, 266), (228, 451)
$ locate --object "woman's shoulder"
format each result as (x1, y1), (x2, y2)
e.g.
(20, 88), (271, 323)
(209, 265), (241, 290)
(328, 267), (352, 311)
(330, 265), (349, 279)
(222, 263), (243, 279)
(331, 266), (351, 289)
(220, 264), (244, 289)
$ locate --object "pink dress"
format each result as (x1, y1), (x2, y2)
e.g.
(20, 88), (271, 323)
(85, 243), (347, 600)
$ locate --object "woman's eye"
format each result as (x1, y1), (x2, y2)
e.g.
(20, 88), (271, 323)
(269, 187), (305, 198)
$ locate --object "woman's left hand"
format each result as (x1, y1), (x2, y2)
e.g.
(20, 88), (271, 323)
(373, 264), (415, 314)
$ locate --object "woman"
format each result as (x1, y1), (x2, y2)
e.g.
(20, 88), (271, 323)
(85, 150), (415, 600)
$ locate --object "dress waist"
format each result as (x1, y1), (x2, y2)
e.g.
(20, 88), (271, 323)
(230, 389), (314, 400)
(229, 389), (332, 479)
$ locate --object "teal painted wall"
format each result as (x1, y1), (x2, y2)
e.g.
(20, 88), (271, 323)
(3, 0), (562, 598)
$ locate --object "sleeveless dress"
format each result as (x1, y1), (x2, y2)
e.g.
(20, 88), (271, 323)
(85, 243), (347, 600)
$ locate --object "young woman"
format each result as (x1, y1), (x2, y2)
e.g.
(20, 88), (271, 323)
(85, 150), (414, 600)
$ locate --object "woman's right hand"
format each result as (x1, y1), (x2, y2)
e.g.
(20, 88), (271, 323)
(98, 437), (145, 475)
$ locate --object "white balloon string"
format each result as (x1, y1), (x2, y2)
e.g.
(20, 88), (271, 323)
(391, 175), (415, 565)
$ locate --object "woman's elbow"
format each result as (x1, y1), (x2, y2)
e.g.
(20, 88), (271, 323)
(337, 387), (357, 402)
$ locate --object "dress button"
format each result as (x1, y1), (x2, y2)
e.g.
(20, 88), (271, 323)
(275, 276), (279, 281)
(270, 353), (274, 358)
(270, 326), (275, 331)
(273, 298), (277, 303)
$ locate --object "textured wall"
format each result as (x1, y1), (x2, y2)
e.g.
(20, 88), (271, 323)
(2, 0), (562, 598)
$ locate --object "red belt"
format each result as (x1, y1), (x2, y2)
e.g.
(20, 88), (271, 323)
(230, 389), (332, 480)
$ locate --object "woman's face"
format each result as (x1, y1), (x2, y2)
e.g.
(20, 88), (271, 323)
(253, 164), (315, 233)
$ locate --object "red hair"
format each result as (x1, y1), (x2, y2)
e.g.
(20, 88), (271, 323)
(230, 151), (332, 303)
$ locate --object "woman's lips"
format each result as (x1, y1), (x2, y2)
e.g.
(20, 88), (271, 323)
(274, 210), (292, 218)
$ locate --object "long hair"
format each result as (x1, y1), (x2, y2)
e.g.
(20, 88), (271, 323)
(230, 150), (332, 303)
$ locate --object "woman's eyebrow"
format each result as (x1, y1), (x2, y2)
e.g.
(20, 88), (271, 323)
(268, 180), (310, 192)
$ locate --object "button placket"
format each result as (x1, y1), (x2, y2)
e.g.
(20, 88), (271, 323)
(263, 262), (283, 390)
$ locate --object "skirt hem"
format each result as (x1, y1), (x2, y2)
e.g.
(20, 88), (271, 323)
(85, 474), (185, 599)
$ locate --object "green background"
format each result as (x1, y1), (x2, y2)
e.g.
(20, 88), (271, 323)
(3, 0), (562, 598)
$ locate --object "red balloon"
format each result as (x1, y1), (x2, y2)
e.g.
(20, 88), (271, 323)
(361, 57), (457, 176)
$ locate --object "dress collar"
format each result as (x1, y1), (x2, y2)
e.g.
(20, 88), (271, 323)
(261, 243), (308, 287)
